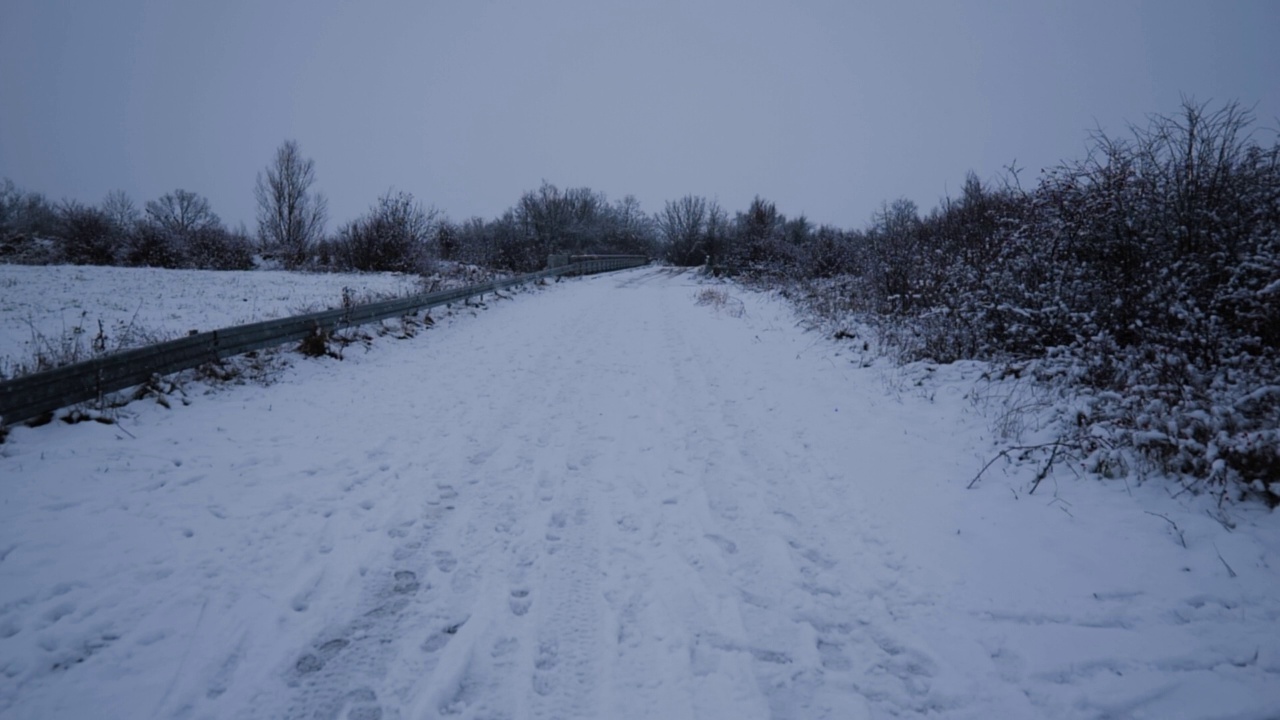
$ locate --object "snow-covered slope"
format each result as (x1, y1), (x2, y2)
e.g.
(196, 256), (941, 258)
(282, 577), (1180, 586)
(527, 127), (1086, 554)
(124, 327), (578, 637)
(1, 266), (1277, 719)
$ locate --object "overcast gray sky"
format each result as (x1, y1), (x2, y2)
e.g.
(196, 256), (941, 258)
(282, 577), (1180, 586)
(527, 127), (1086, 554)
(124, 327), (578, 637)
(2, 0), (1277, 232)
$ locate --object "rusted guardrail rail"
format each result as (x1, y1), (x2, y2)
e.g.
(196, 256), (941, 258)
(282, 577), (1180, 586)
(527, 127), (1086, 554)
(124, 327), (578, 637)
(0, 256), (648, 428)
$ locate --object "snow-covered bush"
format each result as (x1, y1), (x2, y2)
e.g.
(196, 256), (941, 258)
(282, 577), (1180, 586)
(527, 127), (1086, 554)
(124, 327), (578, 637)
(759, 100), (1280, 503)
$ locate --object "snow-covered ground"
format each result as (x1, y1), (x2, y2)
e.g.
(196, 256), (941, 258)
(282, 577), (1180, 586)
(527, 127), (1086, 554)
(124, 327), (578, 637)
(1, 266), (1277, 719)
(0, 264), (425, 376)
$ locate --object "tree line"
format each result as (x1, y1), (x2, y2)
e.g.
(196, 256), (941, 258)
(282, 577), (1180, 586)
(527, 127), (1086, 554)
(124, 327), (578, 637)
(0, 142), (660, 274)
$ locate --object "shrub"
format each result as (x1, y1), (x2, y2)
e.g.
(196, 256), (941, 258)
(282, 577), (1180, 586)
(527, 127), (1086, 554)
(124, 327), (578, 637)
(334, 190), (436, 272)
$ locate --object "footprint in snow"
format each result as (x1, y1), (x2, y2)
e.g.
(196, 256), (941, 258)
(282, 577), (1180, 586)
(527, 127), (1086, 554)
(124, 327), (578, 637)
(295, 638), (350, 674)
(393, 541), (422, 561)
(547, 511), (566, 541)
(345, 687), (382, 720)
(704, 534), (738, 554)
(364, 597), (409, 620)
(422, 618), (467, 653)
(534, 640), (559, 671)
(434, 551), (458, 573)
(802, 582), (842, 598)
(491, 637), (519, 659)
(788, 540), (836, 570)
(393, 571), (420, 594)
(774, 510), (800, 525)
(49, 630), (120, 672)
(509, 589), (532, 616)
(817, 639), (853, 671)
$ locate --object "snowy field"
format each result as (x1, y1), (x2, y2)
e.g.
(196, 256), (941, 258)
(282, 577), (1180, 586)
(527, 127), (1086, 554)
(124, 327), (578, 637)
(0, 264), (426, 376)
(1, 266), (1278, 719)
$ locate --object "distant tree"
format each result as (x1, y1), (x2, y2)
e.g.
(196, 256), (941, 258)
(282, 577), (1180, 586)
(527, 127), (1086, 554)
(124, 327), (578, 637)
(101, 189), (139, 231)
(731, 196), (788, 269)
(658, 195), (708, 266)
(0, 179), (16, 237)
(807, 224), (854, 277)
(601, 195), (657, 256)
(517, 182), (570, 260)
(864, 197), (922, 312)
(783, 214), (811, 251)
(125, 221), (183, 268)
(185, 223), (254, 271)
(136, 189), (223, 268)
(516, 182), (606, 259)
(335, 190), (436, 272)
(56, 201), (118, 265)
(145, 189), (220, 238)
(493, 209), (540, 271)
(454, 216), (495, 267)
(434, 219), (460, 261)
(704, 201), (728, 270)
(0, 179), (58, 240)
(255, 140), (327, 267)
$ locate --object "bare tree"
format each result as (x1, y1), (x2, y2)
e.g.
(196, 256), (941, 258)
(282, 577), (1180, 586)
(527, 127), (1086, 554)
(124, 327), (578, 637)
(705, 200), (728, 269)
(516, 181), (606, 258)
(255, 140), (327, 267)
(0, 179), (58, 240)
(601, 195), (656, 256)
(658, 195), (708, 266)
(101, 189), (139, 231)
(135, 189), (230, 268)
(145, 189), (221, 237)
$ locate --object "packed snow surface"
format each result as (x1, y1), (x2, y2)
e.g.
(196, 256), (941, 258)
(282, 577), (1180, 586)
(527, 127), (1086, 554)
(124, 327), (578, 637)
(1, 266), (1277, 719)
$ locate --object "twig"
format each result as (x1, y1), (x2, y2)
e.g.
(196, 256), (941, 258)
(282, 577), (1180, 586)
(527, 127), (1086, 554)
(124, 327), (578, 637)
(967, 449), (1012, 489)
(1171, 475), (1203, 499)
(1027, 443), (1062, 495)
(1048, 496), (1074, 518)
(1214, 544), (1238, 578)
(1144, 511), (1187, 548)
(968, 440), (1071, 490)
(1205, 508), (1236, 532)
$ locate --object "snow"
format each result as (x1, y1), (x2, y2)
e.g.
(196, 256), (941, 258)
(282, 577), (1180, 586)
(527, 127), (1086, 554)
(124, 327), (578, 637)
(0, 264), (424, 374)
(1, 265), (1278, 719)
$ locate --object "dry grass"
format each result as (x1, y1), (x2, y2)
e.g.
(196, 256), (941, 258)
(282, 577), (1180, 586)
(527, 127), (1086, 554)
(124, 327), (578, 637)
(695, 287), (746, 318)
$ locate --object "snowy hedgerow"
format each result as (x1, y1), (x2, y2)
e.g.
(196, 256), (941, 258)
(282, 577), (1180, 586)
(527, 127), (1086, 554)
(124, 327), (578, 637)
(749, 100), (1280, 502)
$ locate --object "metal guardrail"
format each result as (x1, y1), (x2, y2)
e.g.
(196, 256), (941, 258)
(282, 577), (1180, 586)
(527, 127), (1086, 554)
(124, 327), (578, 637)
(0, 256), (648, 428)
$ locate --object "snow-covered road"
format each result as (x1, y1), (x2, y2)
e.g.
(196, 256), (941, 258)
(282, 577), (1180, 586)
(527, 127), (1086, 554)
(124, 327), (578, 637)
(2, 267), (1278, 719)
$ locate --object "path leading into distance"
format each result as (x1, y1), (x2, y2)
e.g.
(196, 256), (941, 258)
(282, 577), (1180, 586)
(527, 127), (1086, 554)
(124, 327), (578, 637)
(3, 266), (1277, 720)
